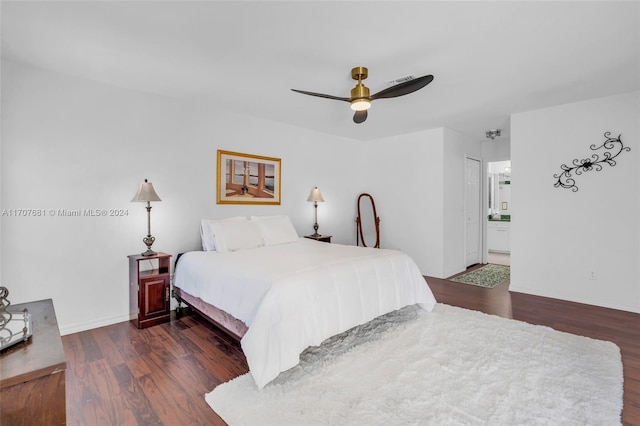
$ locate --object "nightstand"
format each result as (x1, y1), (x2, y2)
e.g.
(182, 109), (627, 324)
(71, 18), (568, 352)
(304, 235), (332, 243)
(128, 252), (172, 329)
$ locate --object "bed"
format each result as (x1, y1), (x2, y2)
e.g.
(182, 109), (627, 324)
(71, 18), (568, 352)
(173, 215), (437, 389)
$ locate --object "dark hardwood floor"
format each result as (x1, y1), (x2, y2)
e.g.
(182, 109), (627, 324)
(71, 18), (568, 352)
(62, 273), (640, 425)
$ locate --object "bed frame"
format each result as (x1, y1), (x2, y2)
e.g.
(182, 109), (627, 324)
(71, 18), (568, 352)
(172, 286), (248, 341)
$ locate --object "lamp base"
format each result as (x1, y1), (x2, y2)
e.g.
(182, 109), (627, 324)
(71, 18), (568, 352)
(142, 234), (156, 257)
(141, 248), (157, 257)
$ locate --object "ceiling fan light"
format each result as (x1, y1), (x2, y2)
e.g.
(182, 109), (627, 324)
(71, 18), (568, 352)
(350, 81), (370, 111)
(350, 99), (371, 111)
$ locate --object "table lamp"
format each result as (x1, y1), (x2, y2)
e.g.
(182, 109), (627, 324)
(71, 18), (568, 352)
(131, 179), (162, 256)
(306, 187), (324, 237)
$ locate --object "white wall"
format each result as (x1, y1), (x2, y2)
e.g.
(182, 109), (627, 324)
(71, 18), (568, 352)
(511, 91), (640, 313)
(360, 128), (445, 277)
(1, 59), (361, 333)
(482, 138), (510, 162)
(358, 127), (480, 278)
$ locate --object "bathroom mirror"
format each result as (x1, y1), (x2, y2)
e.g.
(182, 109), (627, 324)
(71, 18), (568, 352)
(487, 161), (511, 219)
(356, 193), (380, 248)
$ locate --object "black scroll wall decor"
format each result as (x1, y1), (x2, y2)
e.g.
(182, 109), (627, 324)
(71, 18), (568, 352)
(553, 132), (630, 192)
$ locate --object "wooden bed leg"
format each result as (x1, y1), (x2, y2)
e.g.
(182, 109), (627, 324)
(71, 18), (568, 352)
(172, 288), (184, 314)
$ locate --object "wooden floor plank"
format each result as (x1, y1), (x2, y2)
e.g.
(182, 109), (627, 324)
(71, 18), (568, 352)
(110, 363), (164, 425)
(70, 360), (138, 426)
(92, 325), (128, 367)
(62, 332), (84, 367)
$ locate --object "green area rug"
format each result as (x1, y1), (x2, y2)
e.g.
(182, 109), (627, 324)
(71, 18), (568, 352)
(450, 264), (510, 288)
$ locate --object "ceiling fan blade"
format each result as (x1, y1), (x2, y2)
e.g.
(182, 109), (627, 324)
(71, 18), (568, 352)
(353, 110), (368, 124)
(291, 89), (351, 102)
(370, 75), (434, 100)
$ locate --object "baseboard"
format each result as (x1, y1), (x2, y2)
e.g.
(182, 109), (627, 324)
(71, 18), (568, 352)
(509, 285), (640, 315)
(59, 313), (131, 336)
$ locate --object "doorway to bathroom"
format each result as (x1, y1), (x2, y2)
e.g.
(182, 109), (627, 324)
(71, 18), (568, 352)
(487, 160), (511, 265)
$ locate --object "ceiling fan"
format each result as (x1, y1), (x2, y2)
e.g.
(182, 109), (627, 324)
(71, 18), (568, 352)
(291, 67), (434, 124)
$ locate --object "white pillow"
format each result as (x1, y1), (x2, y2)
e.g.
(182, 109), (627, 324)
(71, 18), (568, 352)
(251, 215), (299, 246)
(211, 218), (264, 252)
(200, 217), (246, 251)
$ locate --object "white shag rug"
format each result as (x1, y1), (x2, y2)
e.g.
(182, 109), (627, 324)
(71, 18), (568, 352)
(206, 304), (623, 425)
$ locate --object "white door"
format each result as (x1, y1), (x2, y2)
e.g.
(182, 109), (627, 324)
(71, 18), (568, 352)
(465, 157), (482, 266)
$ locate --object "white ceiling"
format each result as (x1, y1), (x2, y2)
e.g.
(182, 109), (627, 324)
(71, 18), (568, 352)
(2, 1), (639, 141)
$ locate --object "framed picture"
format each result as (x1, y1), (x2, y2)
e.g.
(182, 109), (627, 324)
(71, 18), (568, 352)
(217, 150), (281, 205)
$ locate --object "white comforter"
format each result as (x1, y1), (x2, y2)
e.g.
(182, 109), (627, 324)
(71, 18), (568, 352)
(174, 238), (436, 388)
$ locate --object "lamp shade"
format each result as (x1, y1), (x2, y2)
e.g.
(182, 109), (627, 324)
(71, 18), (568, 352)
(307, 187), (324, 203)
(131, 179), (162, 202)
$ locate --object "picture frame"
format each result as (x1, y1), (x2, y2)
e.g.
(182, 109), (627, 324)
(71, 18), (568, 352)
(217, 150), (281, 205)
